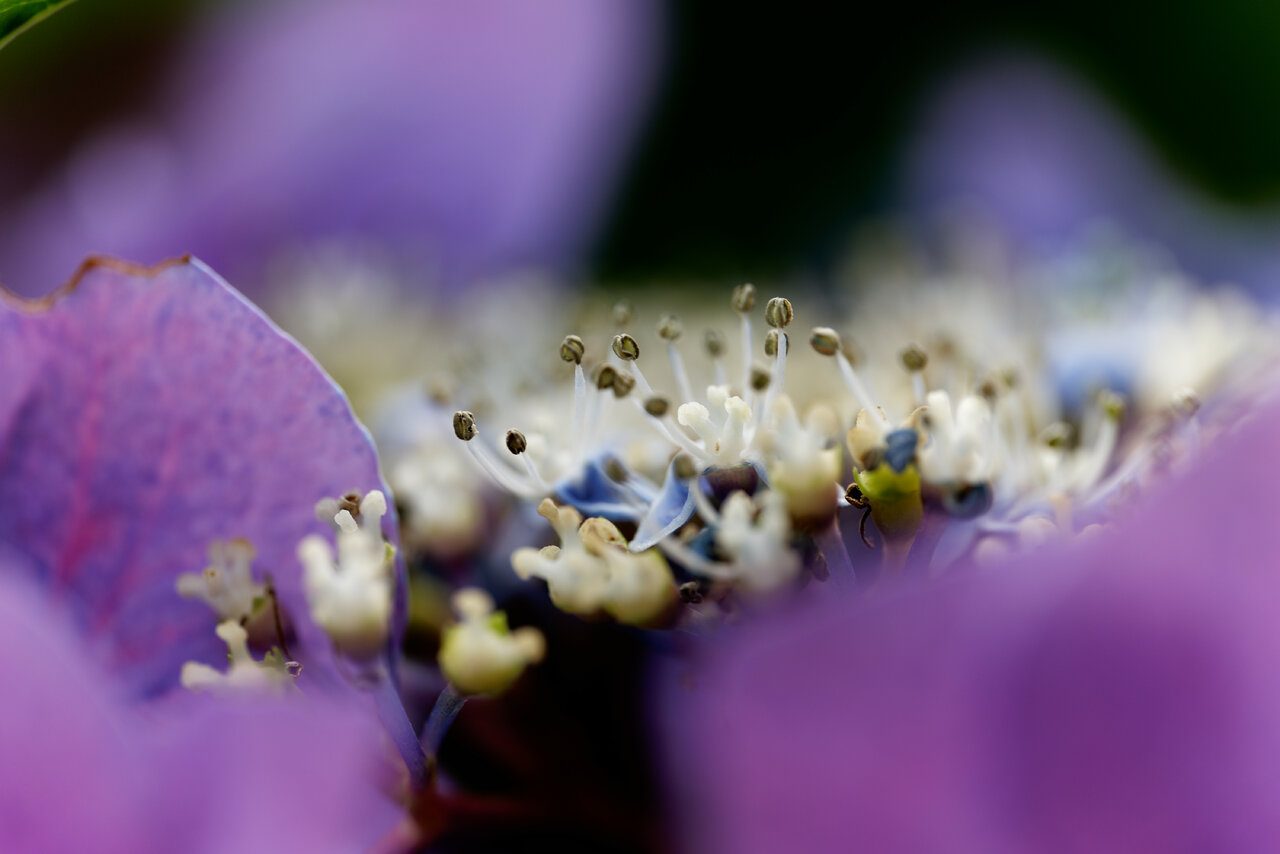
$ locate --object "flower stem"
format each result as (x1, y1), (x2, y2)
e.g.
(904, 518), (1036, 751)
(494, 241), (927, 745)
(372, 661), (430, 788)
(421, 683), (469, 759)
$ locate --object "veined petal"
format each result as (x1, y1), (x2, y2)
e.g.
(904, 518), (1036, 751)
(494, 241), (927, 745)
(0, 257), (403, 697)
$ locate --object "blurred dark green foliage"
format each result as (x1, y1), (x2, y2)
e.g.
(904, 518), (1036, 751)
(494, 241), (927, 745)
(0, 0), (79, 52)
(599, 1), (1280, 279)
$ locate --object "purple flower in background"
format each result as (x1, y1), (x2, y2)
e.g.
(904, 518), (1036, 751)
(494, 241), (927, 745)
(0, 0), (663, 297)
(0, 573), (403, 854)
(0, 256), (402, 696)
(663, 398), (1280, 852)
(899, 55), (1280, 297)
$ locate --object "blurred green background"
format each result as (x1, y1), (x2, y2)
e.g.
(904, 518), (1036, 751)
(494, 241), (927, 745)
(3, 0), (1279, 279)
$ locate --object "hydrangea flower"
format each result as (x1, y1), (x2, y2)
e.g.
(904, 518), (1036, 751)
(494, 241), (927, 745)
(365, 231), (1277, 848)
(0, 256), (404, 697)
(0, 255), (423, 849)
(426, 246), (1272, 622)
(659, 394), (1280, 852)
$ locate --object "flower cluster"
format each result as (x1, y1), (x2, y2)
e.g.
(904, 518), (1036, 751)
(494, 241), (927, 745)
(420, 253), (1273, 629)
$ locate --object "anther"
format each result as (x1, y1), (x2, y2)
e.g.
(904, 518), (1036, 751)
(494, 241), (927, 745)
(612, 333), (640, 361)
(594, 364), (618, 391)
(678, 581), (704, 604)
(657, 314), (684, 342)
(453, 411), (478, 441)
(899, 345), (928, 372)
(764, 329), (789, 357)
(732, 283), (756, 313)
(704, 329), (725, 357)
(810, 326), (841, 356)
(560, 334), (585, 364)
(644, 396), (670, 417)
(339, 491), (362, 519)
(1099, 389), (1126, 420)
(764, 297), (793, 328)
(673, 453), (700, 480)
(611, 369), (637, 399)
(505, 429), (528, 455)
(612, 300), (633, 326)
(604, 456), (629, 482)
(1041, 422), (1072, 449)
(750, 364), (772, 391)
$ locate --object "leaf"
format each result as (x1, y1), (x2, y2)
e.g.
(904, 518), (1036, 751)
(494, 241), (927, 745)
(0, 0), (77, 52)
(0, 256), (403, 697)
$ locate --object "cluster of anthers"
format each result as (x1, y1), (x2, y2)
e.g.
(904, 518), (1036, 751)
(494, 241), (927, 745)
(445, 280), (1250, 624)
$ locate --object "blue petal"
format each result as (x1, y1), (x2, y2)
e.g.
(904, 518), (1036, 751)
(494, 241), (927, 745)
(629, 458), (698, 552)
(555, 457), (645, 520)
(884, 429), (920, 473)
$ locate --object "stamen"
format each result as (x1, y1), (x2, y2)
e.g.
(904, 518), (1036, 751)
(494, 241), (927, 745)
(672, 453), (700, 481)
(705, 329), (727, 385)
(657, 314), (684, 342)
(560, 334), (585, 365)
(764, 297), (793, 330)
(760, 300), (791, 427)
(583, 366), (608, 452)
(506, 429), (549, 491)
(453, 410), (478, 442)
(809, 327), (840, 356)
(612, 300), (633, 328)
(611, 335), (655, 397)
(809, 326), (887, 427)
(504, 428), (527, 455)
(561, 335), (588, 468)
(659, 314), (696, 407)
(1072, 390), (1124, 492)
(453, 411), (537, 497)
(612, 333), (641, 361)
(610, 369), (637, 399)
(644, 396), (670, 417)
(733, 283), (756, 397)
(750, 364), (771, 392)
(763, 329), (789, 357)
(900, 344), (928, 406)
(1173, 386), (1202, 458)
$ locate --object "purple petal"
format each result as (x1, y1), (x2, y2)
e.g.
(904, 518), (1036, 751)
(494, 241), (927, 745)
(898, 55), (1280, 298)
(0, 0), (664, 297)
(0, 256), (402, 697)
(663, 400), (1280, 852)
(0, 573), (402, 853)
